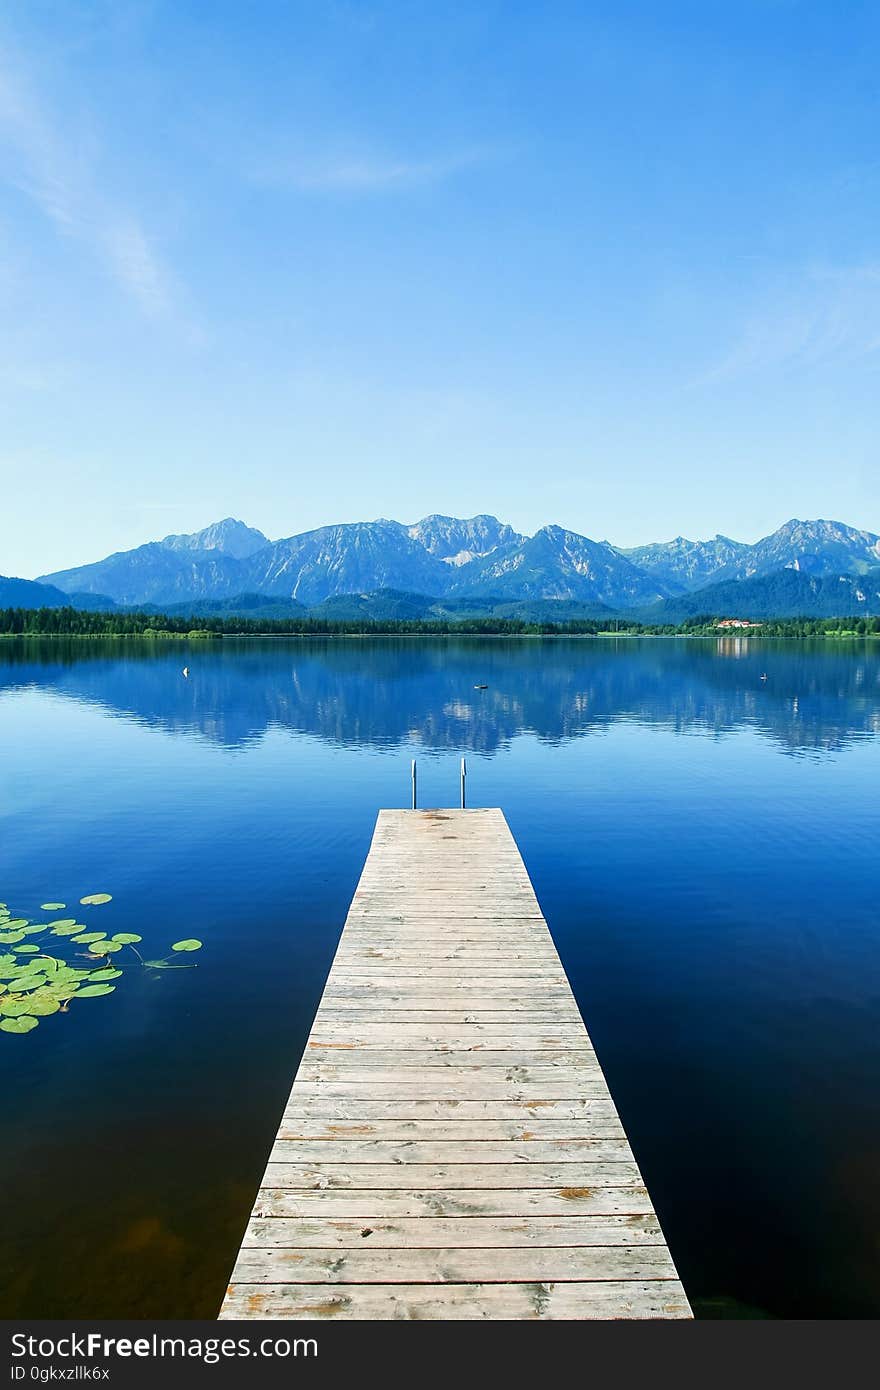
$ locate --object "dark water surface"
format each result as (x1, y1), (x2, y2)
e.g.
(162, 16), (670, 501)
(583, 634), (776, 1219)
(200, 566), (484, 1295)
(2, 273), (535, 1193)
(1, 636), (879, 1318)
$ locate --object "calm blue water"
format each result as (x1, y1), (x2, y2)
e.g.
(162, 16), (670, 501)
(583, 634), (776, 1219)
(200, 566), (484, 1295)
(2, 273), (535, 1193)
(1, 636), (879, 1318)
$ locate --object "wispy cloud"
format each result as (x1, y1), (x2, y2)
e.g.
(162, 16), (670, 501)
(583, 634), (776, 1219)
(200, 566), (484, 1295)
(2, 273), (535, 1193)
(0, 49), (174, 318)
(101, 217), (172, 316)
(701, 263), (880, 382)
(252, 143), (507, 193)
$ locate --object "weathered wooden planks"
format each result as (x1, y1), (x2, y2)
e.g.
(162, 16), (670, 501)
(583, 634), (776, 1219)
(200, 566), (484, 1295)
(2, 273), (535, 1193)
(250, 1186), (658, 1218)
(221, 1281), (692, 1320)
(219, 808), (690, 1321)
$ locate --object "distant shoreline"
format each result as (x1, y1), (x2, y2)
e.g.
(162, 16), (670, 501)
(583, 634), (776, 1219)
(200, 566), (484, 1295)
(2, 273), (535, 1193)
(2, 603), (879, 642)
(1, 629), (877, 643)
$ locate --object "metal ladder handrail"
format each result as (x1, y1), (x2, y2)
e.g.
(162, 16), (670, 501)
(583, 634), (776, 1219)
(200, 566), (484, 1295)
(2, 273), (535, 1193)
(409, 758), (467, 810)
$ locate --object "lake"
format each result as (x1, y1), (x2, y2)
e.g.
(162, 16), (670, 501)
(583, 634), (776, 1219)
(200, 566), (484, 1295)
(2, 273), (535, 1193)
(1, 635), (879, 1319)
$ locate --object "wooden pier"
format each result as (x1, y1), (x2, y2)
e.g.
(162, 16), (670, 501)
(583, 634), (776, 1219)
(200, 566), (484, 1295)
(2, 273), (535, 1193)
(220, 808), (690, 1320)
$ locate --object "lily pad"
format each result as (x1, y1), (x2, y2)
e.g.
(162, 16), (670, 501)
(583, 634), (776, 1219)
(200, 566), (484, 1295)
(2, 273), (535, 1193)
(0, 996), (37, 1016)
(0, 1016), (38, 1034)
(0, 889), (204, 1034)
(25, 993), (61, 1016)
(9, 977), (50, 994)
(50, 967), (92, 982)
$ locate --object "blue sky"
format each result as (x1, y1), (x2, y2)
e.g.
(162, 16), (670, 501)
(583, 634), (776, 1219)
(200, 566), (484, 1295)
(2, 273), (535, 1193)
(1, 1), (879, 577)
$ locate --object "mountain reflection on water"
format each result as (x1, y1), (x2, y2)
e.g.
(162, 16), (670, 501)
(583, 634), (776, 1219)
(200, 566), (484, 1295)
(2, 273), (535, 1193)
(2, 636), (878, 755)
(2, 633), (880, 1319)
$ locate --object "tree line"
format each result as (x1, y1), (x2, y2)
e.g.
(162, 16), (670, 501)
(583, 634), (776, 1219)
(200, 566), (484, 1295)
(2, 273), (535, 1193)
(1, 605), (879, 639)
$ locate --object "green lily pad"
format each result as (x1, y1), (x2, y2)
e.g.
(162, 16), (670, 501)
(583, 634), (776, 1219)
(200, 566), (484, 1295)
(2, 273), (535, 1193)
(0, 996), (37, 1016)
(0, 889), (201, 1026)
(5, 972), (49, 990)
(0, 1016), (38, 1034)
(25, 992), (61, 1016)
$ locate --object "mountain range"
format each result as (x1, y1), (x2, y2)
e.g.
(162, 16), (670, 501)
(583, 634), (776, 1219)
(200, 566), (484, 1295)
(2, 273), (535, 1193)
(1, 513), (878, 619)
